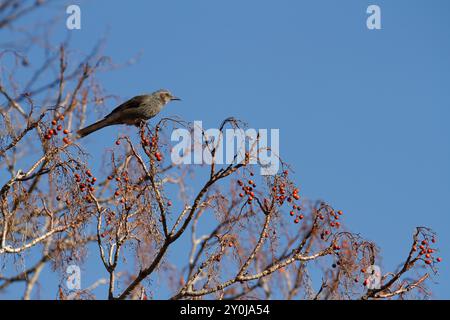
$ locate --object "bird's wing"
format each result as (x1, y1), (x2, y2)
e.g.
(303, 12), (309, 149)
(106, 95), (147, 117)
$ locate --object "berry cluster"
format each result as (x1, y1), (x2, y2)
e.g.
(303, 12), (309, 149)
(44, 115), (71, 144)
(141, 135), (158, 148)
(108, 171), (133, 205)
(140, 132), (163, 162)
(319, 209), (343, 240)
(55, 167), (96, 205)
(77, 169), (97, 203)
(413, 237), (442, 265)
(237, 172), (256, 204)
(270, 171), (303, 224)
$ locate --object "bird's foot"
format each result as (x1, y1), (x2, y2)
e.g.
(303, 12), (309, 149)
(135, 120), (146, 128)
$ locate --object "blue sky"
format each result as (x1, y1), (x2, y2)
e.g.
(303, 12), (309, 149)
(2, 0), (450, 299)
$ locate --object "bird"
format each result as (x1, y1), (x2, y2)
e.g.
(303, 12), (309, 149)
(76, 89), (180, 138)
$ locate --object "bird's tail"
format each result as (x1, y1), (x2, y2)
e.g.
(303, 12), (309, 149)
(77, 118), (112, 138)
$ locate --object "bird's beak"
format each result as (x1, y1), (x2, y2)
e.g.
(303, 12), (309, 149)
(171, 96), (181, 101)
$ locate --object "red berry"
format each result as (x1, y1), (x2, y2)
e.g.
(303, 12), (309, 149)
(62, 137), (70, 144)
(51, 120), (57, 125)
(63, 129), (69, 134)
(57, 125), (62, 131)
(437, 257), (442, 263)
(115, 140), (121, 145)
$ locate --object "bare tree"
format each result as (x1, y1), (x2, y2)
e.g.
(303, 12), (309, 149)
(0, 1), (441, 300)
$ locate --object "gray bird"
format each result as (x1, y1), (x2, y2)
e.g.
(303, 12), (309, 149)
(77, 89), (180, 138)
